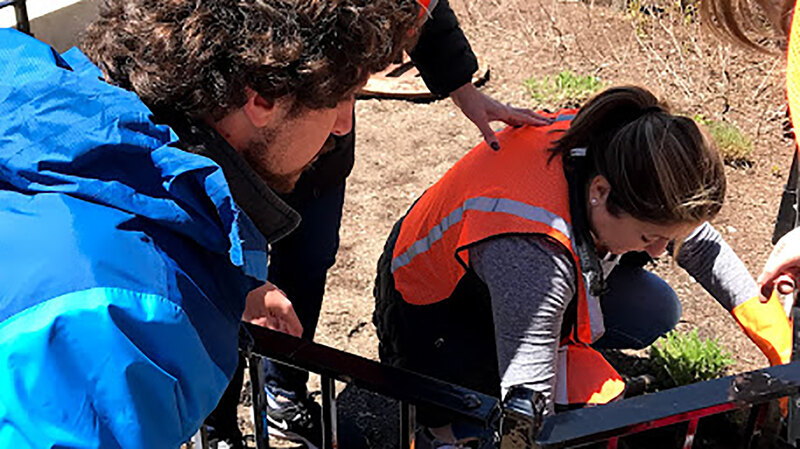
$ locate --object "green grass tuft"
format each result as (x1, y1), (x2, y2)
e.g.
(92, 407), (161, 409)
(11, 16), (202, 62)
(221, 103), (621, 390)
(524, 70), (605, 109)
(649, 329), (734, 389)
(693, 114), (753, 167)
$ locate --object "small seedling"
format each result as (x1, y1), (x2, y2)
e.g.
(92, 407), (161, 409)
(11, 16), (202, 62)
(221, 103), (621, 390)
(694, 114), (753, 167)
(524, 70), (605, 109)
(649, 329), (734, 389)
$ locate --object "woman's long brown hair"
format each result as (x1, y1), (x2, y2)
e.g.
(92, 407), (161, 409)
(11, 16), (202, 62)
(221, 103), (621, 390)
(700, 0), (793, 51)
(551, 86), (726, 226)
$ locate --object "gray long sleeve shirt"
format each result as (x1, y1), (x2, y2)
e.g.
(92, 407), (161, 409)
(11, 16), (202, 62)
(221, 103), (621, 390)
(468, 222), (756, 412)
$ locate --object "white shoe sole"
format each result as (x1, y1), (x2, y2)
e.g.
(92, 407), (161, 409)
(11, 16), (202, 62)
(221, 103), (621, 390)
(266, 415), (320, 449)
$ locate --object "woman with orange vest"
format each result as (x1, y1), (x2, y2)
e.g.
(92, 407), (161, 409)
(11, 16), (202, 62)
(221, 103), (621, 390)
(373, 85), (791, 446)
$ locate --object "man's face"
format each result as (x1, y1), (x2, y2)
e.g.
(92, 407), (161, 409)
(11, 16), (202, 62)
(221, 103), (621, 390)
(242, 96), (355, 193)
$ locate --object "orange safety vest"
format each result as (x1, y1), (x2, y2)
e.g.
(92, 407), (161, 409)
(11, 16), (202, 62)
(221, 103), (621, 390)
(390, 110), (625, 405)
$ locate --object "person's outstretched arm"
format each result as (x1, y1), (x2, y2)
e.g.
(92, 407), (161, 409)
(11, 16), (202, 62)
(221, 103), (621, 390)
(409, 0), (551, 150)
(470, 235), (576, 414)
(758, 227), (800, 297)
(675, 222), (791, 365)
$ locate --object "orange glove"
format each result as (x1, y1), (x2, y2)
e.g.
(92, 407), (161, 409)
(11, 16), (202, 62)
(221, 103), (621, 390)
(731, 293), (792, 366)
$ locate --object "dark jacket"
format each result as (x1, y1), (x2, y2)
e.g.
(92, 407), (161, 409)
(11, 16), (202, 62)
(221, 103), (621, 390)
(291, 0), (478, 197)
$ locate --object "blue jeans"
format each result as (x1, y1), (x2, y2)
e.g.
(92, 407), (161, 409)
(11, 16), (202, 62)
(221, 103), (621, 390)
(263, 182), (346, 395)
(593, 263), (683, 350)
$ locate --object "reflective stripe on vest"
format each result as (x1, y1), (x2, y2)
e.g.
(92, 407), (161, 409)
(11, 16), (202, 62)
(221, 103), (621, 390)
(391, 197), (572, 273)
(391, 110), (605, 344)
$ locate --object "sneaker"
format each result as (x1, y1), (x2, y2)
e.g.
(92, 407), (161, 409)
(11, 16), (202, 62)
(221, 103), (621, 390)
(265, 386), (323, 449)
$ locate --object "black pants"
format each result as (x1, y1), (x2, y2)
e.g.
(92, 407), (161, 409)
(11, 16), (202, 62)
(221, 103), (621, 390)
(262, 182), (346, 394)
(204, 352), (246, 441)
(206, 183), (346, 438)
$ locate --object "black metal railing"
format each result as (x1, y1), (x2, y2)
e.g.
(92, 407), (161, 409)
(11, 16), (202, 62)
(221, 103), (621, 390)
(0, 0), (30, 35)
(537, 362), (800, 448)
(186, 323), (800, 449)
(241, 323), (502, 449)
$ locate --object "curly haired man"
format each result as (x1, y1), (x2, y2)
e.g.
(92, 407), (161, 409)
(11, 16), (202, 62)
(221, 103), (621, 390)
(240, 2), (551, 447)
(0, 1), (420, 448)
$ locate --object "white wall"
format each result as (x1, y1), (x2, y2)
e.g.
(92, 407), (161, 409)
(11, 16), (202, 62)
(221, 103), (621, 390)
(1, 0), (101, 52)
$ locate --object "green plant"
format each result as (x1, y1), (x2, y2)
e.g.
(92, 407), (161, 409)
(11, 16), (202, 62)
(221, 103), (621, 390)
(649, 329), (734, 388)
(693, 114), (753, 167)
(524, 70), (605, 109)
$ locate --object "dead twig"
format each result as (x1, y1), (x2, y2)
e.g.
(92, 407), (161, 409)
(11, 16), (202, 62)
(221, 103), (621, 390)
(752, 57), (782, 101)
(537, 0), (569, 58)
(656, 15), (687, 68)
(629, 21), (694, 100)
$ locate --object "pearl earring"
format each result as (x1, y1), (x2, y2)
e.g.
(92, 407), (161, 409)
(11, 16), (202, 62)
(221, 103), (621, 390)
(591, 198), (598, 206)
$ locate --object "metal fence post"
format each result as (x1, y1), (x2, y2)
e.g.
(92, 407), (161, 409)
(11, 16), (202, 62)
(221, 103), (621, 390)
(0, 0), (31, 35)
(13, 0), (29, 34)
(191, 426), (209, 449)
(321, 375), (337, 449)
(249, 354), (271, 449)
(400, 402), (416, 449)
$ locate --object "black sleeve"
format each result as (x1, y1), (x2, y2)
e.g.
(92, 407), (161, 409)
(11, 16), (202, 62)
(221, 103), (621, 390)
(408, 0), (479, 96)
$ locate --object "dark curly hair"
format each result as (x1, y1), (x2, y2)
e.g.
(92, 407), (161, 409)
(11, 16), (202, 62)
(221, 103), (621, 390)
(82, 0), (421, 120)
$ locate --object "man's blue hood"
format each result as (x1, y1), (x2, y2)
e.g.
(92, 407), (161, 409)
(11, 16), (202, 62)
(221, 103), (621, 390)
(0, 29), (281, 448)
(0, 28), (255, 267)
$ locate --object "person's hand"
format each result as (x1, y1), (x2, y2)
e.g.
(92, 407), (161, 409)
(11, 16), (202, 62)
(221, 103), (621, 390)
(758, 227), (800, 300)
(449, 82), (553, 151)
(242, 282), (303, 337)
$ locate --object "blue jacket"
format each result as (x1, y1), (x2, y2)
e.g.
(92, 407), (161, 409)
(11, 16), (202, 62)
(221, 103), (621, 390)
(0, 30), (281, 448)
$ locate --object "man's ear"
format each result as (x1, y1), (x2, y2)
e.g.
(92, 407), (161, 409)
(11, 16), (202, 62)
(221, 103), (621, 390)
(242, 89), (276, 128)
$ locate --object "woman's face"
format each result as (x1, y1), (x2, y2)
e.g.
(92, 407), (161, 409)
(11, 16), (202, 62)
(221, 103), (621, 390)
(587, 176), (697, 257)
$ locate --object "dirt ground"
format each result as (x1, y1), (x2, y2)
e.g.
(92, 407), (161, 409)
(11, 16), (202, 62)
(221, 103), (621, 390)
(247, 0), (795, 446)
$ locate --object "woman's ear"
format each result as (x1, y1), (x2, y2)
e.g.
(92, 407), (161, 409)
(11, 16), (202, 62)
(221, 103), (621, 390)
(589, 175), (611, 207)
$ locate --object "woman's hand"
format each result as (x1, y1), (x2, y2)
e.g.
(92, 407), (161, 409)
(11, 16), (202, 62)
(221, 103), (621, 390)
(758, 227), (800, 299)
(242, 281), (303, 337)
(449, 83), (552, 151)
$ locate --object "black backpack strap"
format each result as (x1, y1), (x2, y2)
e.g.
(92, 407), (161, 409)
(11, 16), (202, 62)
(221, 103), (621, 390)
(773, 147), (800, 244)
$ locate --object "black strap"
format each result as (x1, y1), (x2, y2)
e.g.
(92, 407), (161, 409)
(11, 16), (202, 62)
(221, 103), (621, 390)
(772, 146), (800, 244)
(564, 154), (605, 298)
